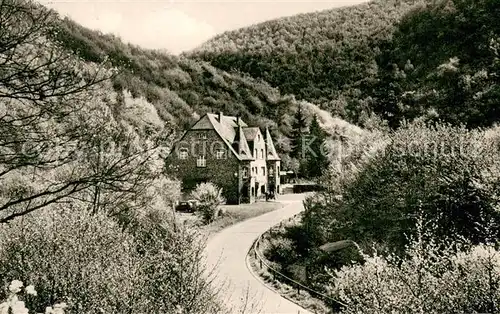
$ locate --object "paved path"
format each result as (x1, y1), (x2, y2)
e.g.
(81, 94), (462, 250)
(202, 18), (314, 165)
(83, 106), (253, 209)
(204, 194), (313, 314)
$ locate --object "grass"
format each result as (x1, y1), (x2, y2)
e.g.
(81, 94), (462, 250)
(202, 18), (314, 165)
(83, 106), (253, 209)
(176, 200), (284, 237)
(205, 201), (284, 235)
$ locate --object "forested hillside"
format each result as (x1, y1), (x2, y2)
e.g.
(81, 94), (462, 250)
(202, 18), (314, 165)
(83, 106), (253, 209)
(190, 0), (424, 123)
(54, 18), (286, 131)
(53, 18), (361, 146)
(373, 0), (500, 128)
(192, 0), (500, 129)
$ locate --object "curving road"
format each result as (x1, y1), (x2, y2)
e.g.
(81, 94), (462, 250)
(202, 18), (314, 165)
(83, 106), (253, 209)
(204, 193), (312, 314)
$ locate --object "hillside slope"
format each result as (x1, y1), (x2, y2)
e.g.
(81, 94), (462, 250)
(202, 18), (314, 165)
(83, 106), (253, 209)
(372, 0), (500, 128)
(191, 0), (500, 129)
(55, 18), (286, 132)
(189, 0), (425, 123)
(49, 14), (366, 167)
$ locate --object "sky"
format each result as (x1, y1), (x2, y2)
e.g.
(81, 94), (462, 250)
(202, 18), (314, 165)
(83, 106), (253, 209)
(38, 0), (370, 55)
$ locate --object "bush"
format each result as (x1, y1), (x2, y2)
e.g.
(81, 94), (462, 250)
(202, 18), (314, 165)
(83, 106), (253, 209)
(267, 122), (500, 300)
(191, 183), (225, 224)
(0, 205), (226, 314)
(129, 209), (225, 314)
(313, 122), (500, 254)
(328, 220), (500, 314)
(265, 237), (298, 270)
(1, 280), (67, 314)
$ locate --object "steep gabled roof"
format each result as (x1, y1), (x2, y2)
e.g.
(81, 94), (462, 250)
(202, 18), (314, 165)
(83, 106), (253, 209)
(234, 126), (254, 160)
(242, 127), (260, 141)
(265, 127), (280, 161)
(189, 113), (254, 161)
(209, 114), (237, 143)
(177, 113), (280, 162)
(191, 115), (214, 130)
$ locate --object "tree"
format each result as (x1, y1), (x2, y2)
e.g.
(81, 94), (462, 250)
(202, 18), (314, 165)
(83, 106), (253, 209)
(290, 104), (307, 159)
(325, 122), (500, 253)
(306, 114), (329, 178)
(0, 0), (173, 223)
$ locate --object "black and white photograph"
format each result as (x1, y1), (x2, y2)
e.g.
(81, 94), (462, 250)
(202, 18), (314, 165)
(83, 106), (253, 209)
(1, 0), (500, 313)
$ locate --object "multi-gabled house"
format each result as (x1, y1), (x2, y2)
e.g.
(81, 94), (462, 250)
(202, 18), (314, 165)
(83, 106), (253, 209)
(166, 112), (281, 204)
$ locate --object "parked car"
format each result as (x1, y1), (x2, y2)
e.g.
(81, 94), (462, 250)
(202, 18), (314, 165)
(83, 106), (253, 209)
(175, 200), (198, 213)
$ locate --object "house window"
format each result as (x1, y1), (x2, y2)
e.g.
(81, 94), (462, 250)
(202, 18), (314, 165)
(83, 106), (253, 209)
(216, 150), (225, 159)
(269, 167), (274, 175)
(197, 155), (206, 167)
(262, 167), (265, 176)
(199, 133), (207, 140)
(243, 167), (248, 178)
(179, 149), (188, 160)
(261, 149), (264, 159)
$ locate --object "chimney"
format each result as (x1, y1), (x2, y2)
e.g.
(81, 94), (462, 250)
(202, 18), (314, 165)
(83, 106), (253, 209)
(218, 112), (223, 122)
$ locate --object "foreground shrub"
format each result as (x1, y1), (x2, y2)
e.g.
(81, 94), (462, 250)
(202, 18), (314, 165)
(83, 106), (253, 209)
(267, 122), (500, 303)
(265, 237), (298, 272)
(128, 209), (225, 314)
(191, 182), (225, 224)
(312, 122), (500, 254)
(0, 207), (137, 313)
(0, 280), (66, 314)
(0, 206), (226, 314)
(329, 221), (500, 314)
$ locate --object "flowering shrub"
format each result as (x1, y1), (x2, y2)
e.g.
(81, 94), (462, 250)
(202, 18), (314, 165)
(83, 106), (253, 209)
(0, 206), (227, 314)
(0, 280), (66, 314)
(191, 182), (225, 224)
(328, 221), (500, 314)
(0, 207), (139, 313)
(309, 122), (500, 256)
